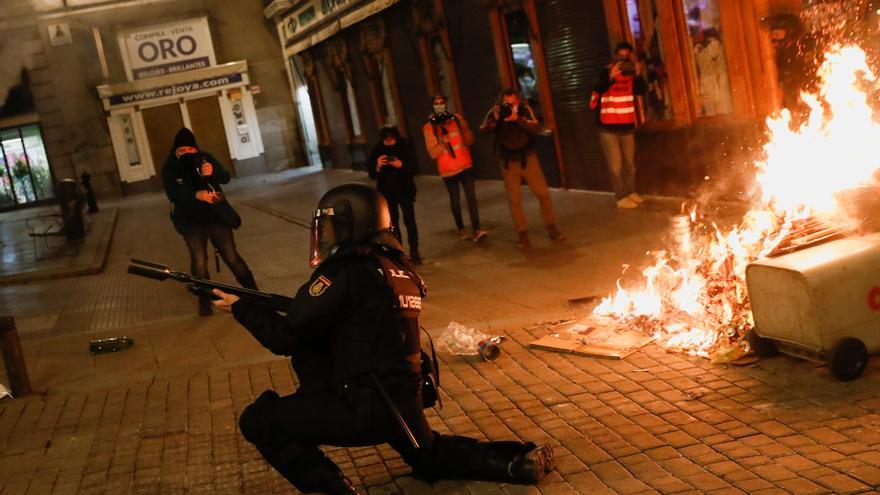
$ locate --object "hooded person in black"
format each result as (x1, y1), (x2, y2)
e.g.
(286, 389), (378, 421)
(161, 128), (258, 316)
(368, 125), (421, 264)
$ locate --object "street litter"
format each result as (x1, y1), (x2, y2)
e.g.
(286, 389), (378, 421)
(89, 336), (134, 354)
(0, 383), (11, 400)
(438, 322), (505, 361)
(529, 314), (654, 359)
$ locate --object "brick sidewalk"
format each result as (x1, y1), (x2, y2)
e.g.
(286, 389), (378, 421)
(2, 169), (879, 494)
(3, 321), (880, 494)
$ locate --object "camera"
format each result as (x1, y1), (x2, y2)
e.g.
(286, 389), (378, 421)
(181, 151), (209, 171)
(498, 103), (515, 120)
(614, 56), (636, 76)
(429, 111), (454, 125)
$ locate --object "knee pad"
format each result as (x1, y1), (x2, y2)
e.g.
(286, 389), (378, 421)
(238, 390), (279, 445)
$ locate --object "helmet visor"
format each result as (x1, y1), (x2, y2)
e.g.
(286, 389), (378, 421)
(309, 207), (336, 267)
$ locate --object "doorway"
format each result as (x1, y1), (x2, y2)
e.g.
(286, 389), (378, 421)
(142, 103), (184, 175)
(187, 96), (234, 174)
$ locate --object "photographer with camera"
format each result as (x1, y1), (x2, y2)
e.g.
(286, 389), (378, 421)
(590, 41), (648, 209)
(479, 88), (563, 249)
(368, 125), (421, 264)
(161, 128), (258, 316)
(422, 94), (487, 242)
(210, 183), (555, 494)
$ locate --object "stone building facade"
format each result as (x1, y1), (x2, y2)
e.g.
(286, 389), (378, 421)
(0, 0), (303, 209)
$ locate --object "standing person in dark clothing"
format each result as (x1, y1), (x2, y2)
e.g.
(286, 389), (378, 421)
(591, 42), (648, 210)
(422, 94), (487, 242)
(80, 170), (99, 213)
(479, 88), (564, 249)
(211, 183), (555, 495)
(763, 14), (816, 126)
(368, 125), (421, 264)
(162, 127), (257, 316)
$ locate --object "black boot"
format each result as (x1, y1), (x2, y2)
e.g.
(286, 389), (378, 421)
(483, 441), (555, 484)
(414, 436), (554, 484)
(293, 462), (362, 495)
(237, 272), (259, 291)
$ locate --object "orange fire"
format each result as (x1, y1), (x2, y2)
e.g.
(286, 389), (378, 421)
(594, 45), (880, 359)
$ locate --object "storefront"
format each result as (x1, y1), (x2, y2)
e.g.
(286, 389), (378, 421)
(96, 17), (263, 187)
(266, 0), (856, 196)
(0, 115), (54, 209)
(265, 0), (615, 186)
(267, 0), (408, 171)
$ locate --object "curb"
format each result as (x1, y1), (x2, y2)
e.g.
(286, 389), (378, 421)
(0, 208), (119, 285)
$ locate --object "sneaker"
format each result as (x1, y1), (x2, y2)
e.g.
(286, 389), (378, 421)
(628, 192), (645, 204)
(509, 444), (555, 483)
(617, 197), (639, 209)
(473, 229), (488, 243)
(458, 228), (471, 240)
(516, 231), (531, 249)
(547, 225), (565, 241)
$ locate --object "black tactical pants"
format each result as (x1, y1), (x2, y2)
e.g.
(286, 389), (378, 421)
(238, 384), (529, 492)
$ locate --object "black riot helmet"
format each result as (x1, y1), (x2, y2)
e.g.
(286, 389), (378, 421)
(310, 183), (393, 267)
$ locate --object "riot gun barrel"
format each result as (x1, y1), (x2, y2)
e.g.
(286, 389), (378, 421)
(127, 259), (295, 313)
(128, 259), (177, 281)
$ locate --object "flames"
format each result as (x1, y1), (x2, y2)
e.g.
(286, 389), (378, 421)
(594, 45), (880, 359)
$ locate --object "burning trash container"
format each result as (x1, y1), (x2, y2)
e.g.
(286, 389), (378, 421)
(746, 232), (880, 381)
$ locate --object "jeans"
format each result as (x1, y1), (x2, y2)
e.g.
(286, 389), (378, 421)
(182, 221), (257, 294)
(500, 152), (556, 232)
(599, 130), (636, 199)
(442, 168), (480, 231)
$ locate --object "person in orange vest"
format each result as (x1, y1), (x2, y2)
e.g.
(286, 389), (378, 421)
(591, 42), (648, 209)
(422, 94), (487, 242)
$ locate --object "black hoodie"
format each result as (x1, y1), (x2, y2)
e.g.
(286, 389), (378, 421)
(368, 128), (418, 202)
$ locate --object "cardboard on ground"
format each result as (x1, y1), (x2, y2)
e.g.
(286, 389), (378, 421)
(530, 315), (654, 359)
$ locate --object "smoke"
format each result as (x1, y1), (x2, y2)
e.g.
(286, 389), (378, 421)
(0, 38), (28, 109)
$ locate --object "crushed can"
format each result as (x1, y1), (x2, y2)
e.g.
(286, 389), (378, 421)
(477, 336), (504, 361)
(89, 337), (134, 354)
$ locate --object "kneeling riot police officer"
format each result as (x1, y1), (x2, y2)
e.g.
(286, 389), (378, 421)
(212, 183), (555, 494)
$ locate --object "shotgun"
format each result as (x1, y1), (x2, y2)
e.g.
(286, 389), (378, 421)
(128, 258), (294, 313)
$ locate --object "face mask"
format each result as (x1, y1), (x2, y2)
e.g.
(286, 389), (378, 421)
(433, 104), (447, 114)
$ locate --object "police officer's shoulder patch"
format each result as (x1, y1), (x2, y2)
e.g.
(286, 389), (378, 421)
(309, 275), (332, 297)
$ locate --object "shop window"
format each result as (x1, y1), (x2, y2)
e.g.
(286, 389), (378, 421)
(289, 55), (323, 167)
(624, 0), (673, 121)
(505, 10), (541, 114)
(379, 59), (398, 127)
(412, 0), (462, 114)
(430, 41), (455, 112)
(680, 0), (733, 116)
(0, 124), (54, 208)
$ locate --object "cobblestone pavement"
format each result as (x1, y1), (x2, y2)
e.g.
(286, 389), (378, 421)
(1, 169), (879, 494)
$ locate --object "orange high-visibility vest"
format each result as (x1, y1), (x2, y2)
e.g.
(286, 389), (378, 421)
(594, 75), (636, 126)
(432, 119), (472, 177)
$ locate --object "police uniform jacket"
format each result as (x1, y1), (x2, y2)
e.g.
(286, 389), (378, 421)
(231, 243), (424, 395)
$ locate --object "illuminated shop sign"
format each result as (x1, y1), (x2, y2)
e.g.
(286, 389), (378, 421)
(119, 17), (217, 81)
(108, 73), (243, 106)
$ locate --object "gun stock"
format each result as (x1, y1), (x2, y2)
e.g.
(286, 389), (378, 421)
(128, 259), (294, 313)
